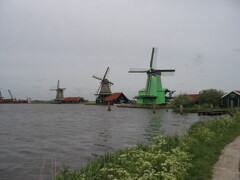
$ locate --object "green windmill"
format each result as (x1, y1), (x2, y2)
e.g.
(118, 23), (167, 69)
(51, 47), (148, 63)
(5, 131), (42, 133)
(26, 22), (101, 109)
(129, 47), (175, 105)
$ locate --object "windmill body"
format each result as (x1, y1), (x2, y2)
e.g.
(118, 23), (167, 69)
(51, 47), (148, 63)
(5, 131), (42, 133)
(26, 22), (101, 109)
(137, 75), (166, 104)
(0, 91), (3, 101)
(55, 89), (64, 101)
(50, 80), (66, 103)
(129, 47), (175, 105)
(92, 67), (113, 104)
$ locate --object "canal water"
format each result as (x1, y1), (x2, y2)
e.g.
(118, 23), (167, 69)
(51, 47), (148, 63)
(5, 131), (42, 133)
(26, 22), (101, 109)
(0, 104), (214, 180)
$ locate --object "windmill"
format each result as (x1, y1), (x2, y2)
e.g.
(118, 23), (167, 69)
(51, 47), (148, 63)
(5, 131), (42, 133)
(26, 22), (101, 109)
(0, 91), (3, 101)
(50, 80), (66, 103)
(92, 67), (113, 104)
(8, 89), (17, 102)
(129, 47), (175, 105)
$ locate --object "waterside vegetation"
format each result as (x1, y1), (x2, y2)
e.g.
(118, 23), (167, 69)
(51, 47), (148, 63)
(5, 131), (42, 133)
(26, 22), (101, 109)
(171, 89), (229, 113)
(53, 111), (240, 180)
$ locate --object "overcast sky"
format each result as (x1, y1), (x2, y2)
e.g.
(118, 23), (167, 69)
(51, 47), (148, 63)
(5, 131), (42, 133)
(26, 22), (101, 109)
(0, 0), (240, 100)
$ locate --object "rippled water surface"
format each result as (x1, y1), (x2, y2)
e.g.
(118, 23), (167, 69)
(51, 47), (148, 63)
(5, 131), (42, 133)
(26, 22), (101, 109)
(0, 104), (213, 180)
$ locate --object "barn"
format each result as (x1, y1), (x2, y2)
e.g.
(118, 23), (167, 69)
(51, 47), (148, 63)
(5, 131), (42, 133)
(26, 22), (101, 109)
(222, 91), (240, 108)
(63, 97), (84, 103)
(105, 92), (130, 105)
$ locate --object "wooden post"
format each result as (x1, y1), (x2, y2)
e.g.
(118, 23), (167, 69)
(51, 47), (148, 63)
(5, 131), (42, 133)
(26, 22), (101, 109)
(153, 101), (156, 113)
(230, 100), (235, 116)
(180, 105), (183, 114)
(108, 102), (111, 111)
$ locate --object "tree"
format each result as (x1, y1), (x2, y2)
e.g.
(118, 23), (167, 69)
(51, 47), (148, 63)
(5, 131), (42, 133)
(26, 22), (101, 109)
(198, 89), (224, 107)
(171, 94), (195, 108)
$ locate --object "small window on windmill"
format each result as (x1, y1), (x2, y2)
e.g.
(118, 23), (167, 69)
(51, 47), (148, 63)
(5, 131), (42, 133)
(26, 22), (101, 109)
(230, 94), (236, 98)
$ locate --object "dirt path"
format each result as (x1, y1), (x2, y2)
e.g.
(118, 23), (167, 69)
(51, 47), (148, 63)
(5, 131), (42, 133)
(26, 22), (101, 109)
(212, 136), (240, 180)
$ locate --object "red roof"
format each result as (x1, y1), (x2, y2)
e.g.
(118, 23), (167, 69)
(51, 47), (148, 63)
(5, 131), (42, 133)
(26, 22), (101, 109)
(64, 97), (82, 101)
(187, 94), (199, 99)
(222, 90), (240, 98)
(105, 93), (122, 101)
(234, 91), (240, 94)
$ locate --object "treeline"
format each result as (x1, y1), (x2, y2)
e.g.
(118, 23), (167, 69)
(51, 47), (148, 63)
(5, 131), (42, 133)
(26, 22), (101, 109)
(171, 89), (224, 109)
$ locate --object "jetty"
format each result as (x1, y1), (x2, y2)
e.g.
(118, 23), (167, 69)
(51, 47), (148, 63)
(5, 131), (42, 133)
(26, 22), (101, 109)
(198, 110), (228, 116)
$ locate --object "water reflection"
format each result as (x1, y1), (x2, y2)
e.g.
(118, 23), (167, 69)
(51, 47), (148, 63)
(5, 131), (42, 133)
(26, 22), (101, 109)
(144, 111), (164, 140)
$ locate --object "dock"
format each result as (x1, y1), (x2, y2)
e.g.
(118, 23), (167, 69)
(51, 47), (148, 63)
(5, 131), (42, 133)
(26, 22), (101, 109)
(198, 110), (228, 116)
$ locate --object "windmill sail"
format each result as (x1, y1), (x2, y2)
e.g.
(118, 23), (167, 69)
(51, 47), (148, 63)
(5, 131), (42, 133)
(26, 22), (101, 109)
(93, 67), (113, 95)
(150, 47), (158, 69)
(92, 67), (113, 104)
(92, 75), (103, 81)
(103, 67), (110, 80)
(128, 68), (149, 73)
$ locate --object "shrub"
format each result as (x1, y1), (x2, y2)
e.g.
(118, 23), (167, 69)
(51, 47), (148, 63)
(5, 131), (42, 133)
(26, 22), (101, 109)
(198, 89), (225, 107)
(171, 94), (195, 108)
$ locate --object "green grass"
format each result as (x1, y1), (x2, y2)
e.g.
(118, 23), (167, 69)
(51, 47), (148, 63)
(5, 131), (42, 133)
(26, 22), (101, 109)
(173, 107), (231, 113)
(53, 112), (240, 180)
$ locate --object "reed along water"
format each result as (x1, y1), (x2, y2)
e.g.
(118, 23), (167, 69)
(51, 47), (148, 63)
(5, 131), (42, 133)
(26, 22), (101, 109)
(0, 104), (214, 180)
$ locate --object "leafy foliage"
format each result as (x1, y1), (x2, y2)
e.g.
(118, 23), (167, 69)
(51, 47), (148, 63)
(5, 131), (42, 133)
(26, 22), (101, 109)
(198, 89), (225, 107)
(171, 94), (195, 108)
(54, 136), (191, 180)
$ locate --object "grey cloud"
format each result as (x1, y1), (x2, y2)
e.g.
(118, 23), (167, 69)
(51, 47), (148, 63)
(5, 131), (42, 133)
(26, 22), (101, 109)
(0, 0), (240, 100)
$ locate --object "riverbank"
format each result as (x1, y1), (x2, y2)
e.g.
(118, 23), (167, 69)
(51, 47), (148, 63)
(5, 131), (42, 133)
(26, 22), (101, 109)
(173, 107), (237, 114)
(53, 111), (240, 180)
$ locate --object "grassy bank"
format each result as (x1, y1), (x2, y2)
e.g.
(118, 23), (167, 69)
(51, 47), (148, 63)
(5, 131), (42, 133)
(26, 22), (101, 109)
(173, 107), (232, 113)
(53, 112), (240, 180)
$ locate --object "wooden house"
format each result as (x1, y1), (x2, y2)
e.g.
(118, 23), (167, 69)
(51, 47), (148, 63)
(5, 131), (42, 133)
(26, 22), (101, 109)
(63, 97), (84, 103)
(222, 91), (240, 108)
(105, 92), (130, 105)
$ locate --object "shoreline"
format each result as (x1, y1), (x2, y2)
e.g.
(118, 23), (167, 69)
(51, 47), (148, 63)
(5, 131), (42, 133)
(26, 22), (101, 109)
(53, 111), (240, 180)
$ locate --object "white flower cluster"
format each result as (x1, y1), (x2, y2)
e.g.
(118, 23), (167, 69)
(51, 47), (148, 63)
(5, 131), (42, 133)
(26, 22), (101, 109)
(93, 136), (192, 180)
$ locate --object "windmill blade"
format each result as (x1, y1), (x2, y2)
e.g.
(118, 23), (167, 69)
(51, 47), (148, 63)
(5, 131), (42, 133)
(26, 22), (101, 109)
(146, 75), (151, 94)
(161, 72), (175, 76)
(57, 80), (60, 89)
(153, 69), (175, 73)
(103, 67), (110, 80)
(150, 47), (158, 69)
(92, 75), (103, 81)
(129, 68), (148, 73)
(109, 81), (114, 85)
(96, 84), (102, 94)
(50, 89), (57, 91)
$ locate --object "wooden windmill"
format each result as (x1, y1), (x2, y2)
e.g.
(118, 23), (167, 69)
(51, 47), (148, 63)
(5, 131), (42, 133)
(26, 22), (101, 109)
(92, 67), (113, 104)
(129, 47), (175, 105)
(0, 91), (3, 101)
(50, 80), (66, 103)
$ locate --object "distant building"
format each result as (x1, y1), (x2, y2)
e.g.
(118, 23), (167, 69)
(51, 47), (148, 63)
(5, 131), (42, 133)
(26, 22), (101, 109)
(187, 94), (199, 100)
(105, 92), (130, 105)
(222, 91), (240, 108)
(187, 94), (199, 104)
(63, 97), (84, 103)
